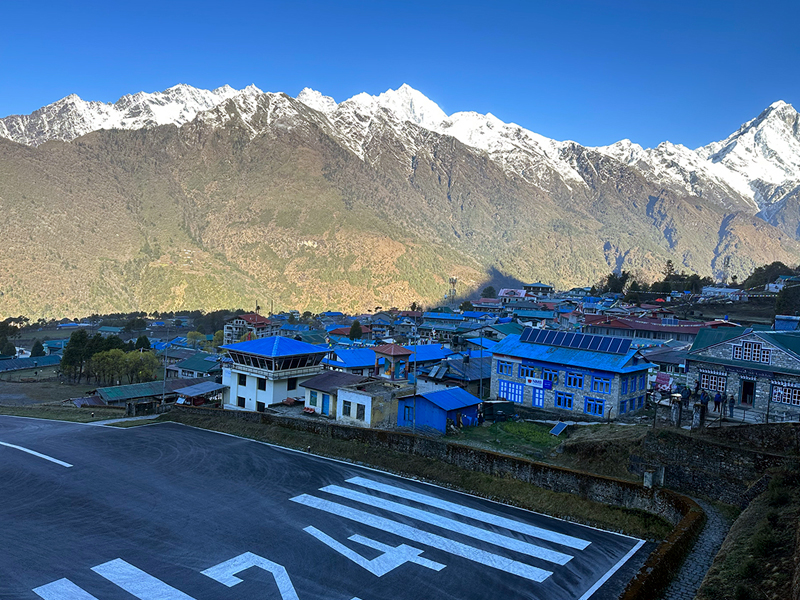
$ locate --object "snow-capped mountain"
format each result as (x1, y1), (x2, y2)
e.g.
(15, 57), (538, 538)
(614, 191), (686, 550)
(0, 84), (251, 146)
(2, 82), (800, 225)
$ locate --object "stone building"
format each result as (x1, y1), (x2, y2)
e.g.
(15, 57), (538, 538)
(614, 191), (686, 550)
(686, 328), (800, 421)
(490, 328), (655, 419)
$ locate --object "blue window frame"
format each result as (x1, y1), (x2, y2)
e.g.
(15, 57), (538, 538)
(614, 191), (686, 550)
(566, 372), (584, 389)
(638, 395), (645, 409)
(584, 397), (605, 416)
(498, 379), (524, 404)
(638, 374), (646, 391)
(543, 368), (558, 382)
(555, 391), (573, 410)
(621, 378), (628, 395)
(620, 399), (627, 414)
(497, 361), (513, 376)
(403, 405), (413, 422)
(592, 377), (611, 394)
(519, 365), (536, 379)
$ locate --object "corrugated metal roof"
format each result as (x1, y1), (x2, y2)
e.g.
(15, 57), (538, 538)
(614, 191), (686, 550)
(172, 353), (222, 373)
(492, 334), (653, 374)
(97, 377), (208, 403)
(300, 371), (370, 393)
(325, 347), (378, 368)
(420, 388), (481, 411)
(0, 355), (61, 372)
(174, 381), (227, 397)
(221, 336), (327, 357)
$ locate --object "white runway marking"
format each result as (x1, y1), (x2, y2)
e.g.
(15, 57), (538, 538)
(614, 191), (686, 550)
(92, 559), (195, 599)
(347, 476), (590, 550)
(0, 441), (72, 467)
(32, 578), (99, 600)
(578, 539), (646, 600)
(349, 533), (446, 571)
(202, 552), (300, 600)
(321, 484), (573, 565)
(290, 493), (553, 582)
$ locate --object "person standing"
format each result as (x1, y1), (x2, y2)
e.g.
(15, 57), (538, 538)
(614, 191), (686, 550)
(720, 393), (728, 417)
(728, 393), (735, 418)
(713, 391), (722, 412)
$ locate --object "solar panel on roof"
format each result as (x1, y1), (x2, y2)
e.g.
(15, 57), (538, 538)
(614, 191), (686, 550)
(552, 332), (566, 346)
(563, 333), (576, 347)
(588, 336), (602, 350)
(619, 339), (632, 353)
(544, 330), (557, 344)
(608, 339), (622, 354)
(579, 334), (592, 349)
(598, 338), (612, 352)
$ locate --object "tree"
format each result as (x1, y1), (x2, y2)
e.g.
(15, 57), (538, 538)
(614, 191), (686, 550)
(187, 331), (205, 349)
(135, 335), (151, 350)
(409, 301), (420, 312)
(349, 320), (363, 340)
(663, 259), (676, 279)
(211, 330), (224, 349)
(481, 286), (497, 298)
(288, 313), (297, 324)
(776, 285), (800, 315)
(30, 339), (45, 357)
(123, 317), (148, 333)
(742, 261), (796, 290)
(62, 329), (90, 382)
(1, 341), (16, 357)
(459, 300), (474, 312)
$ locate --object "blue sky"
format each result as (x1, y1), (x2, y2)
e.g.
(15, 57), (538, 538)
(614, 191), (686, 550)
(1, 0), (797, 149)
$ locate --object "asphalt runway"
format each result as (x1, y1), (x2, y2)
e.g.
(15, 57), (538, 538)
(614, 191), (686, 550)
(0, 416), (651, 600)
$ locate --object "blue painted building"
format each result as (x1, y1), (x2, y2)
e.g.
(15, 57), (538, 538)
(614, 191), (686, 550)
(397, 387), (481, 433)
(490, 328), (655, 419)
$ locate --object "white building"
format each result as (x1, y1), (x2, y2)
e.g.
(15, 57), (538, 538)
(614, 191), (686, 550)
(221, 337), (327, 412)
(223, 313), (282, 346)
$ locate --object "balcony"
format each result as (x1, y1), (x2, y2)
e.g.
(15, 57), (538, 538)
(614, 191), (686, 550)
(230, 362), (323, 381)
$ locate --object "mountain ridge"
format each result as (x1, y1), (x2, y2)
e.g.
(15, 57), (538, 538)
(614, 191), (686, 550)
(1, 84), (800, 318)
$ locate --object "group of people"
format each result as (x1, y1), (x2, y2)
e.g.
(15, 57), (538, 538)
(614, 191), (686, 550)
(690, 380), (735, 416)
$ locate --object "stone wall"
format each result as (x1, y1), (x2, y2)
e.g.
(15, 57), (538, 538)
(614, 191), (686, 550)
(631, 429), (792, 506)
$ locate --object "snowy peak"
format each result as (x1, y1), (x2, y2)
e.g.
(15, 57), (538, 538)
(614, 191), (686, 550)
(0, 84), (254, 146)
(296, 88), (337, 114)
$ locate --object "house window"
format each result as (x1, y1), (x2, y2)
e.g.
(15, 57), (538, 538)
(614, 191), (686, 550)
(638, 374), (646, 391)
(592, 377), (611, 394)
(620, 399), (627, 414)
(256, 401), (265, 412)
(237, 396), (245, 408)
(342, 400), (352, 417)
(584, 397), (605, 416)
(519, 365), (536, 379)
(356, 404), (366, 420)
(287, 377), (298, 391)
(542, 368), (558, 382)
(700, 373), (727, 392)
(404, 405), (414, 422)
(497, 361), (513, 376)
(257, 377), (266, 391)
(309, 390), (318, 407)
(238, 373), (247, 386)
(566, 372), (584, 389)
(498, 380), (524, 404)
(638, 395), (645, 409)
(621, 378), (628, 395)
(554, 391), (573, 410)
(771, 385), (800, 406)
(732, 341), (771, 364)
(352, 369), (363, 375)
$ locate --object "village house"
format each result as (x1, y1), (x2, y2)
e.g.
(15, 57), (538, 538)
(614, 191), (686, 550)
(686, 328), (800, 422)
(336, 379), (415, 428)
(223, 313), (281, 345)
(582, 314), (737, 345)
(397, 387), (482, 433)
(490, 328), (655, 419)
(221, 337), (327, 412)
(166, 352), (222, 379)
(300, 370), (371, 417)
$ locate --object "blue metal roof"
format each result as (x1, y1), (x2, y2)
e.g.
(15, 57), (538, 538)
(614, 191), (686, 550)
(420, 388), (481, 411)
(405, 344), (454, 363)
(221, 336), (327, 357)
(513, 310), (556, 320)
(491, 334), (654, 374)
(461, 311), (493, 319)
(324, 347), (378, 368)
(466, 338), (498, 350)
(280, 323), (311, 331)
(0, 355), (61, 372)
(423, 312), (464, 321)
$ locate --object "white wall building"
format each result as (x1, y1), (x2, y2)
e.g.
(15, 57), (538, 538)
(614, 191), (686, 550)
(221, 337), (327, 412)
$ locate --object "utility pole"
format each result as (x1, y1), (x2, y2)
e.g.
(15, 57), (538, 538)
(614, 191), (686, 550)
(161, 325), (170, 407)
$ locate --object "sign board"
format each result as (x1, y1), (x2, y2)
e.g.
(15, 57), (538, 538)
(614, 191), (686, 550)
(525, 377), (552, 390)
(655, 372), (672, 391)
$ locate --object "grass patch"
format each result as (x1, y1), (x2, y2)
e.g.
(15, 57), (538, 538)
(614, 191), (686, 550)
(163, 410), (673, 540)
(456, 421), (562, 458)
(0, 404), (126, 423)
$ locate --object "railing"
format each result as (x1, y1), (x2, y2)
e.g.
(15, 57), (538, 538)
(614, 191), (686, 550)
(231, 362), (322, 381)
